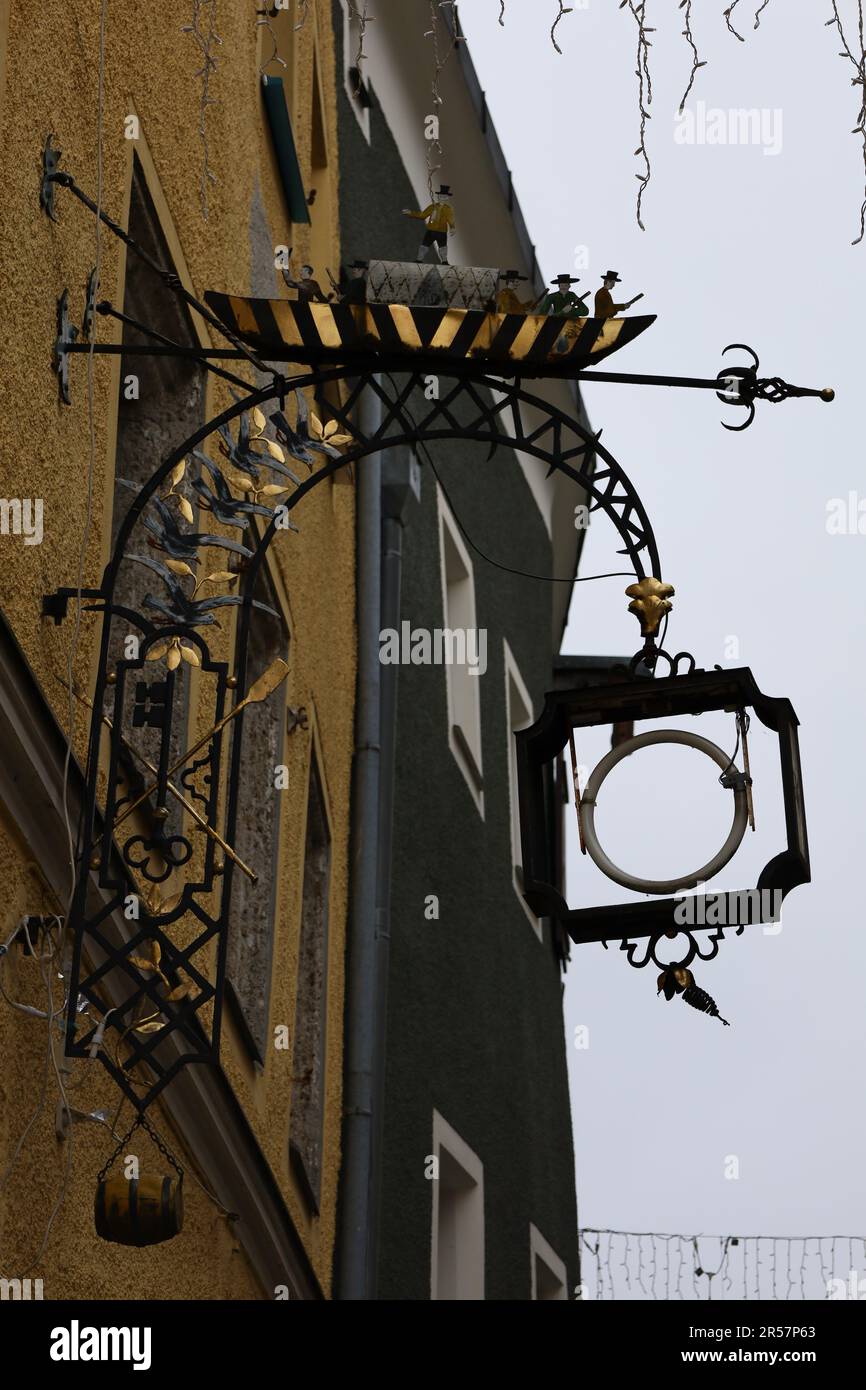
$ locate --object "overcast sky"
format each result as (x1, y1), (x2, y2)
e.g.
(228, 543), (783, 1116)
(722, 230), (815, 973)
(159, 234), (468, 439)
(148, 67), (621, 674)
(457, 1), (866, 1299)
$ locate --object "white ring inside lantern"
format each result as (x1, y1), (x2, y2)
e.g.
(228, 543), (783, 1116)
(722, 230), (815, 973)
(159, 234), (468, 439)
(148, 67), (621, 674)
(578, 729), (749, 896)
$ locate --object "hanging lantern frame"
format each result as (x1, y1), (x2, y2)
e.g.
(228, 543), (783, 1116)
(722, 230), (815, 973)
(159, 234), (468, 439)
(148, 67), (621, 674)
(516, 664), (810, 949)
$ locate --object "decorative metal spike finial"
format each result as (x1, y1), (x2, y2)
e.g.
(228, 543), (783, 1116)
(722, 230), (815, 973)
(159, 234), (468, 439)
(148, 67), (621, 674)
(716, 344), (835, 432)
(657, 967), (730, 1025)
(681, 983), (730, 1026)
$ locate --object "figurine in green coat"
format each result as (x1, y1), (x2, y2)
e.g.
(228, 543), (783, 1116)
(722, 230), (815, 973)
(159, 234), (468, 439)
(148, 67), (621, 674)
(536, 274), (589, 318)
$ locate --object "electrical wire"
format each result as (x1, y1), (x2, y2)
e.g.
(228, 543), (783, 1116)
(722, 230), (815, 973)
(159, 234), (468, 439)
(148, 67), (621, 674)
(381, 372), (637, 587)
(61, 0), (108, 924)
(182, 0), (222, 219)
(27, 0), (106, 1271)
(19, 930), (75, 1275)
(430, 452), (634, 584)
(256, 1), (287, 74)
(0, 924), (60, 1199)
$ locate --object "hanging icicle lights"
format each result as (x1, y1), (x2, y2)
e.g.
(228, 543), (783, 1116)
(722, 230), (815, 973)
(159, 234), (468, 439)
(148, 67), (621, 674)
(827, 1), (866, 245)
(678, 1), (706, 114)
(424, 2), (460, 201)
(580, 1229), (866, 1301)
(491, 2), (866, 242)
(181, 0), (222, 220)
(255, 2), (287, 74)
(347, 1), (373, 99)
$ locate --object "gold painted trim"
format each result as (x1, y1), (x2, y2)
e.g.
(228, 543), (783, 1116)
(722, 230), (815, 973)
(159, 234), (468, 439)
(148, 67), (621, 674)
(310, 302), (342, 349)
(271, 298), (305, 348)
(591, 318), (624, 354)
(232, 295), (264, 339)
(388, 304), (423, 351)
(509, 315), (543, 360)
(430, 308), (468, 351)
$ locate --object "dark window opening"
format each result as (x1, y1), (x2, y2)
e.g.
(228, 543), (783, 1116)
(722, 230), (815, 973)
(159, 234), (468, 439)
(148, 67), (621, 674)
(289, 751), (331, 1213)
(225, 560), (289, 1063)
(109, 156), (204, 842)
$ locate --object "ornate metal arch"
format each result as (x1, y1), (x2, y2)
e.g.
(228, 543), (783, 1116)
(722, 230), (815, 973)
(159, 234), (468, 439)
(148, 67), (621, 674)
(49, 364), (660, 1110)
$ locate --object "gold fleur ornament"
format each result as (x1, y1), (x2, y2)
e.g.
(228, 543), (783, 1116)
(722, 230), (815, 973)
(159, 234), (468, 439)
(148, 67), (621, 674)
(146, 637), (201, 670)
(625, 576), (675, 636)
(309, 411), (353, 449)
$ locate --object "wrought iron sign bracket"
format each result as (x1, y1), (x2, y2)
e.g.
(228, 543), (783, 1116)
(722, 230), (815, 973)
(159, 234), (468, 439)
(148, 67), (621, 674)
(42, 586), (104, 624)
(39, 140), (824, 1078)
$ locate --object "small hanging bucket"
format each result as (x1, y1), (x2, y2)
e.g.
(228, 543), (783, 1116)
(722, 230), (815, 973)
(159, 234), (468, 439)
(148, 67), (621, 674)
(94, 1113), (184, 1248)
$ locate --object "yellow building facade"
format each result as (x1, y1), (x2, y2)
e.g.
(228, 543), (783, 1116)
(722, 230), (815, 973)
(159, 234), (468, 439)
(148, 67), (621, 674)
(0, 0), (353, 1299)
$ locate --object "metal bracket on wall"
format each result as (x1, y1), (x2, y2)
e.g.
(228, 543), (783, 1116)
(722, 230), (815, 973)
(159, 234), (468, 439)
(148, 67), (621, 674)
(286, 706), (308, 736)
(40, 133), (63, 221)
(54, 290), (78, 406)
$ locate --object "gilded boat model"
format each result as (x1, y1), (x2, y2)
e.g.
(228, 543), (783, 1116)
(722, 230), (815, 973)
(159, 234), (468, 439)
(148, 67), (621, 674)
(204, 260), (655, 378)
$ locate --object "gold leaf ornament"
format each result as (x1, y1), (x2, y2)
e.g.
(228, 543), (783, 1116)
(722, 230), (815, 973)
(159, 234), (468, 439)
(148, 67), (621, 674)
(177, 496), (195, 524)
(128, 955), (158, 974)
(166, 980), (195, 1003)
(309, 413), (352, 449)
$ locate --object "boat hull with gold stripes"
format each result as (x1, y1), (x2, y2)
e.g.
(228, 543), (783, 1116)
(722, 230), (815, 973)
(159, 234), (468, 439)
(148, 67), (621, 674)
(203, 292), (656, 377)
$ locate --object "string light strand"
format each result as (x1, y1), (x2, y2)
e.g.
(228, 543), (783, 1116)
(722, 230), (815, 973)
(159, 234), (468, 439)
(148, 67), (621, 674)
(347, 2), (373, 98)
(181, 0), (222, 220)
(551, 2), (572, 54)
(256, 3), (287, 74)
(826, 1), (866, 244)
(624, 1), (654, 231)
(678, 0), (707, 113)
(581, 1228), (866, 1300)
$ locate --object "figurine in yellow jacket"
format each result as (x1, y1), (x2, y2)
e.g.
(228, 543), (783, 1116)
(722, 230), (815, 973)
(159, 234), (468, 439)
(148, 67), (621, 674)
(402, 186), (456, 263)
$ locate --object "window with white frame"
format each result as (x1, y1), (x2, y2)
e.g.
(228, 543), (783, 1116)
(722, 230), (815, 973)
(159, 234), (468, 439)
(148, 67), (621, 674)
(504, 640), (540, 938)
(437, 485), (484, 816)
(341, 1), (372, 140)
(430, 1111), (485, 1300)
(530, 1223), (568, 1300)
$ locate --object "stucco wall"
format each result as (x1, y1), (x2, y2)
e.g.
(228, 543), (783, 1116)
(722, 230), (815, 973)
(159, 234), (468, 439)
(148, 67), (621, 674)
(0, 0), (353, 1299)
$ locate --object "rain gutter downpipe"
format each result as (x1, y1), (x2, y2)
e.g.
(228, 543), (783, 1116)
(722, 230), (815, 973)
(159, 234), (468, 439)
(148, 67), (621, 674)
(368, 446), (418, 1296)
(337, 380), (383, 1300)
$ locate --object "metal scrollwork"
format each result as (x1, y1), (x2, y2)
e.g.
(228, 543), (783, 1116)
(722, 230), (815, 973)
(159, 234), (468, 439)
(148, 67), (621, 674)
(54, 368), (667, 1110)
(618, 922), (741, 973)
(716, 343), (835, 432)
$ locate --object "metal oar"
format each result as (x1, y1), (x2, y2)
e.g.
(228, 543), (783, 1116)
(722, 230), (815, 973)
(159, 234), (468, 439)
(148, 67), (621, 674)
(107, 658), (289, 836)
(59, 677), (257, 882)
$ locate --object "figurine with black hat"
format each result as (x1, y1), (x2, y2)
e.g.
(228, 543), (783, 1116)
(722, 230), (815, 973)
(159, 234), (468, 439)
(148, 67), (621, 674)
(330, 259), (369, 304)
(537, 273), (589, 318)
(402, 185), (456, 263)
(594, 269), (644, 321)
(495, 269), (540, 315)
